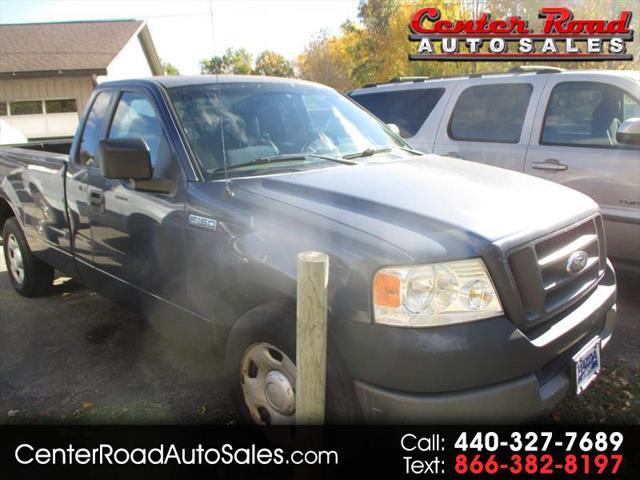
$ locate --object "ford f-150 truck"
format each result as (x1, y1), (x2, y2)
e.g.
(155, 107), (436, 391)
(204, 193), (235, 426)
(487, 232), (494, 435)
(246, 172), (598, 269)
(0, 76), (617, 424)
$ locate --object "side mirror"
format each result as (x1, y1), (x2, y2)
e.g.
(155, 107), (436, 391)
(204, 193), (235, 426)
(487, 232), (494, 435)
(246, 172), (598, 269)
(387, 123), (401, 136)
(98, 138), (153, 180)
(616, 118), (640, 146)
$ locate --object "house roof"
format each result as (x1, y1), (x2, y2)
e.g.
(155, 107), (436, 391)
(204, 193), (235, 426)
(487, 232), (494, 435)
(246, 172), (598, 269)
(0, 20), (162, 78)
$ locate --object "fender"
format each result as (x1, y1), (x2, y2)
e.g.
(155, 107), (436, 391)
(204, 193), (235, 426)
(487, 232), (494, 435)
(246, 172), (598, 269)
(0, 180), (23, 228)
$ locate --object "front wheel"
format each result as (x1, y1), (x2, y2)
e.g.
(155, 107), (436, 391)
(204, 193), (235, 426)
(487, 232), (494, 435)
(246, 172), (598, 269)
(2, 217), (54, 297)
(225, 300), (360, 425)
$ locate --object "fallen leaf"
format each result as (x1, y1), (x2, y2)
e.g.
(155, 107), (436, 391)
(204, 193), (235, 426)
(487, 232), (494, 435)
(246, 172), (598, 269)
(198, 404), (207, 416)
(82, 401), (94, 410)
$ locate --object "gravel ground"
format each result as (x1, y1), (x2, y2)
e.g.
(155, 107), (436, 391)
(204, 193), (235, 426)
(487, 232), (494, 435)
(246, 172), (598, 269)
(0, 252), (638, 425)
(0, 254), (235, 424)
(599, 272), (640, 368)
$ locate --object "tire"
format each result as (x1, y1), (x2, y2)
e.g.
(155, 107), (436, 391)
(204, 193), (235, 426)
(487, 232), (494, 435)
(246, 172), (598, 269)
(2, 217), (54, 297)
(225, 299), (361, 425)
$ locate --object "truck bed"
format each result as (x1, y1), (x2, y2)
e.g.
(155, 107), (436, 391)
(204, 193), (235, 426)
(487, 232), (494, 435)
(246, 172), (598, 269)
(3, 138), (73, 155)
(0, 143), (72, 272)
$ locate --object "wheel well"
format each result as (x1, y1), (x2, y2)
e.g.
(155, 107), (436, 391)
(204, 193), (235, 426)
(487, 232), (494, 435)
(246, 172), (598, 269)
(211, 281), (295, 352)
(0, 198), (16, 236)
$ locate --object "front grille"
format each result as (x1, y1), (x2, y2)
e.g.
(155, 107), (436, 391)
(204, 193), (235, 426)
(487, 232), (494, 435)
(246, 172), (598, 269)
(507, 215), (606, 328)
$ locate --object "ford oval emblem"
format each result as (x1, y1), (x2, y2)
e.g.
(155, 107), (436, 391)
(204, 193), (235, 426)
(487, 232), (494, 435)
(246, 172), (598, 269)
(566, 251), (589, 275)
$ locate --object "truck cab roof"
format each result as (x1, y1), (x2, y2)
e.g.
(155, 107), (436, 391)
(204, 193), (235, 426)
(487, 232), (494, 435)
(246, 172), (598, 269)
(98, 74), (327, 90)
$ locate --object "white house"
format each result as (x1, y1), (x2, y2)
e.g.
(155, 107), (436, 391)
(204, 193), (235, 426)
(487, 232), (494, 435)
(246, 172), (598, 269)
(0, 20), (163, 141)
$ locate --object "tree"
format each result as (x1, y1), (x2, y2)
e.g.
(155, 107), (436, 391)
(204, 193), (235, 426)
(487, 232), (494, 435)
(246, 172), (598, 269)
(297, 0), (639, 91)
(200, 47), (254, 74)
(254, 50), (295, 77)
(297, 29), (359, 91)
(297, 1), (473, 91)
(162, 61), (180, 76)
(486, 0), (639, 71)
(200, 56), (226, 75)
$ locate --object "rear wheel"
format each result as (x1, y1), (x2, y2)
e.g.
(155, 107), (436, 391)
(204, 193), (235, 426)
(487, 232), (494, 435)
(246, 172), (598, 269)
(225, 299), (360, 425)
(2, 218), (54, 297)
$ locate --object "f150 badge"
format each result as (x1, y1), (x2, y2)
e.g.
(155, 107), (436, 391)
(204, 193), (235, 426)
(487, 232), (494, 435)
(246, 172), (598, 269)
(188, 214), (217, 231)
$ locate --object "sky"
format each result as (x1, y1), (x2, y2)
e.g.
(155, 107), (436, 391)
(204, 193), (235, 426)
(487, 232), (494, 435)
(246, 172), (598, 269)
(0, 0), (360, 74)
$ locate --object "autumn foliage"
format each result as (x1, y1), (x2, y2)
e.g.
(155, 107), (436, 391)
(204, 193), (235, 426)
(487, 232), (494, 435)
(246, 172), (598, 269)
(297, 0), (639, 92)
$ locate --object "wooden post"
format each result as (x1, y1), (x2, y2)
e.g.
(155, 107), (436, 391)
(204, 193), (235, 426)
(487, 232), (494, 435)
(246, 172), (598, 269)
(296, 251), (329, 425)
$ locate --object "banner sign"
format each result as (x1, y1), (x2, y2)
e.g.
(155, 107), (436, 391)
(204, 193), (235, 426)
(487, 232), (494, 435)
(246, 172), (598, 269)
(2, 425), (640, 478)
(409, 7), (634, 61)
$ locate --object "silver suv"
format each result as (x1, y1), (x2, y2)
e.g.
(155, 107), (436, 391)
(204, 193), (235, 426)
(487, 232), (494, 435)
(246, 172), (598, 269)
(349, 68), (640, 270)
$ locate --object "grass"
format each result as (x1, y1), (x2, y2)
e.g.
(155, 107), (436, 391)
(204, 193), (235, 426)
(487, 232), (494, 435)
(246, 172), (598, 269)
(551, 363), (640, 424)
(4, 400), (174, 425)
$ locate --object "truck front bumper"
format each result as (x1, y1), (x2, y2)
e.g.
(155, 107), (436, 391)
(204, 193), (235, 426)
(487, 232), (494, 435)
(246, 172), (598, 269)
(350, 266), (617, 424)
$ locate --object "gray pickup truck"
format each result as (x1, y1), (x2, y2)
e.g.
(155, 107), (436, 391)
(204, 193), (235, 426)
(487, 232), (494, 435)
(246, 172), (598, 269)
(0, 75), (616, 424)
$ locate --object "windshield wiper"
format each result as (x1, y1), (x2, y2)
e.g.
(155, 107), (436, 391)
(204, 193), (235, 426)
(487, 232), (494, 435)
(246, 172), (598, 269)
(210, 153), (357, 175)
(342, 147), (393, 159)
(256, 153), (358, 166)
(397, 146), (424, 156)
(343, 145), (424, 160)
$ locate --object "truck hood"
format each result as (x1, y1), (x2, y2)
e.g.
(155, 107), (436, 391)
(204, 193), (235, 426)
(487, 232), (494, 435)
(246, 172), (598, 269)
(236, 155), (598, 260)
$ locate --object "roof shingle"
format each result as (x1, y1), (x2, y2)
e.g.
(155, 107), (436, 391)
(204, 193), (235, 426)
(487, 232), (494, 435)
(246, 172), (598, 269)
(0, 20), (144, 75)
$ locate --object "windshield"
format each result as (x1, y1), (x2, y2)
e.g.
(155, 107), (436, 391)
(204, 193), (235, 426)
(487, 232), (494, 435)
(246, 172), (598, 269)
(168, 81), (409, 179)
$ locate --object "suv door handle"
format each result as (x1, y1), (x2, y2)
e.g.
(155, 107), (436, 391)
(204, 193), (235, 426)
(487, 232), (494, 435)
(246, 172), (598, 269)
(532, 159), (568, 171)
(88, 189), (104, 206)
(446, 152), (464, 159)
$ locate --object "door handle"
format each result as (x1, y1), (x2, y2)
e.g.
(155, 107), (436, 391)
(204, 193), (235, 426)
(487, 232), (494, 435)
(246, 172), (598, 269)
(88, 189), (104, 206)
(446, 152), (464, 159)
(531, 159), (568, 171)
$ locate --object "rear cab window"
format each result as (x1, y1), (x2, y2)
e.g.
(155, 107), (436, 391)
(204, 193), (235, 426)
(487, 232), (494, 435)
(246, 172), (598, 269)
(448, 83), (533, 143)
(349, 88), (445, 138)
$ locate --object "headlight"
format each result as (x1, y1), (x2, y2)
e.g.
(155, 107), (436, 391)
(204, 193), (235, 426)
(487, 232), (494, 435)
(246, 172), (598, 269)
(373, 258), (503, 327)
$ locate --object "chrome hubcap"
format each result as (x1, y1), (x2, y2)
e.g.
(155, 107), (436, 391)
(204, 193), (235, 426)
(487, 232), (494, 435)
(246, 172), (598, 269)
(7, 234), (24, 285)
(240, 342), (296, 425)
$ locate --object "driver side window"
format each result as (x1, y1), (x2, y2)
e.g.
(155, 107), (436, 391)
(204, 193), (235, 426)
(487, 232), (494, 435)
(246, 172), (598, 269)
(109, 92), (179, 179)
(541, 82), (640, 148)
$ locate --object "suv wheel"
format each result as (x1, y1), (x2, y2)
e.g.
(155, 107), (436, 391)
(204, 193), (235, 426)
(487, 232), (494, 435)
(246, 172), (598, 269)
(2, 218), (54, 297)
(225, 299), (360, 425)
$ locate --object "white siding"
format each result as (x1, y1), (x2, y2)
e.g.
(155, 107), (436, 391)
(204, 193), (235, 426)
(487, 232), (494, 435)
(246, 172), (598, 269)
(97, 33), (153, 82)
(0, 76), (93, 139)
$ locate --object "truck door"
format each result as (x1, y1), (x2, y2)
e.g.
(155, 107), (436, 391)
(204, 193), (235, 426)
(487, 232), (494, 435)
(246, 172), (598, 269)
(524, 76), (640, 265)
(432, 76), (547, 171)
(67, 90), (114, 268)
(86, 89), (187, 304)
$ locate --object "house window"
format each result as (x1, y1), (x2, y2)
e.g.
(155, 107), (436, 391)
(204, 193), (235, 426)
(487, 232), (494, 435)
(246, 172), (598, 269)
(0, 102), (7, 116)
(45, 99), (77, 113)
(10, 100), (43, 115)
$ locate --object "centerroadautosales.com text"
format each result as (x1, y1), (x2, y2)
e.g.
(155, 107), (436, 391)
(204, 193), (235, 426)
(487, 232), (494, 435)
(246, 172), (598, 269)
(14, 443), (339, 466)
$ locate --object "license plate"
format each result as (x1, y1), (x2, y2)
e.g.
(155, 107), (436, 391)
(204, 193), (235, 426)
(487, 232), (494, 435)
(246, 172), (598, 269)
(573, 338), (601, 395)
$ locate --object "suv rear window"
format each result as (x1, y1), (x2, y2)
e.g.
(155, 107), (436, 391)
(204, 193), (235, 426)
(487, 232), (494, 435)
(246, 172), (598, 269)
(350, 88), (445, 138)
(448, 83), (532, 143)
